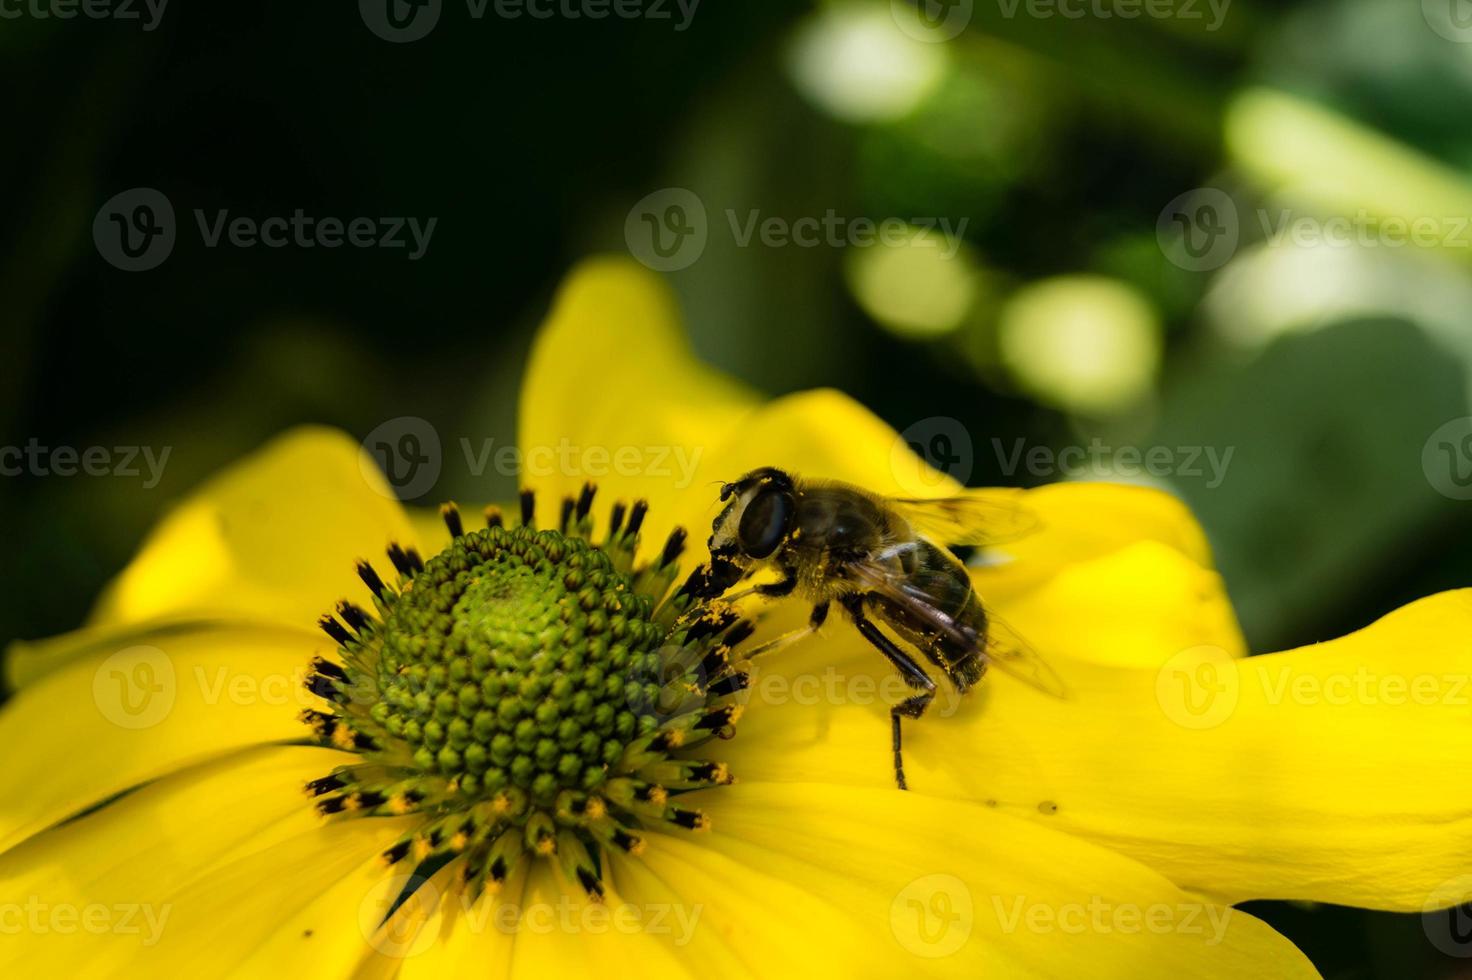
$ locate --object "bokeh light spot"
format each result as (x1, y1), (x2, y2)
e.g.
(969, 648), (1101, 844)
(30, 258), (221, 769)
(845, 225), (980, 339)
(997, 276), (1162, 414)
(786, 3), (948, 124)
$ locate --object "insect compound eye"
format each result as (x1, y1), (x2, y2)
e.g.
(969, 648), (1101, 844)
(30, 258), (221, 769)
(736, 487), (793, 560)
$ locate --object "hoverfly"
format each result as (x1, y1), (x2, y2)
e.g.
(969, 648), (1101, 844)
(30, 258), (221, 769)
(680, 467), (1066, 790)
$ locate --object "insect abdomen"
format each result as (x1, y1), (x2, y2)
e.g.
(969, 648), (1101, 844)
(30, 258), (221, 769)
(874, 539), (989, 692)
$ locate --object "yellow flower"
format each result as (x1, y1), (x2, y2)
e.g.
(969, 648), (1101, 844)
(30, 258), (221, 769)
(2, 258), (1469, 978)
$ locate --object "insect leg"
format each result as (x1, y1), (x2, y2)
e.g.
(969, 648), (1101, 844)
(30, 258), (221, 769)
(718, 563), (799, 603)
(755, 569), (799, 597)
(739, 601), (829, 660)
(676, 550), (745, 601)
(839, 595), (935, 791)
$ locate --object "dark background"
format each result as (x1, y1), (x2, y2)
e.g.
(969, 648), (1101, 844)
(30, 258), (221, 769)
(3, 1), (1471, 974)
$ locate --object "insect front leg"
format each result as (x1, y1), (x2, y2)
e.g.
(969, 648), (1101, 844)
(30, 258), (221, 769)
(739, 601), (830, 661)
(676, 550), (745, 601)
(754, 565), (800, 597)
(839, 595), (936, 791)
(717, 563), (800, 604)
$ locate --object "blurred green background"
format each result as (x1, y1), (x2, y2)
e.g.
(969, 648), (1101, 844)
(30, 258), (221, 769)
(3, 0), (1472, 974)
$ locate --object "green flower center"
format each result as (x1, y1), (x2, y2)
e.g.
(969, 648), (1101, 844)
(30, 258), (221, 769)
(371, 528), (662, 805)
(302, 489), (752, 901)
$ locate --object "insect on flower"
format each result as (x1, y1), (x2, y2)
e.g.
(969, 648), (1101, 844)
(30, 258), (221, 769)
(681, 467), (1068, 790)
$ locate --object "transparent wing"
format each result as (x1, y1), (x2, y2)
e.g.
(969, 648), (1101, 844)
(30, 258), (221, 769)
(847, 556), (1067, 699)
(844, 551), (977, 650)
(888, 489), (1040, 547)
(981, 613), (1069, 699)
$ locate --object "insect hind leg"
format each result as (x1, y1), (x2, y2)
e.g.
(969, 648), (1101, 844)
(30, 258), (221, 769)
(840, 595), (936, 791)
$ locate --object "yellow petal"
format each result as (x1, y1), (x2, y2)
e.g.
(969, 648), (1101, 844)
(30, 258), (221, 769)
(505, 862), (698, 979)
(974, 481), (1217, 602)
(157, 814), (415, 975)
(981, 539), (1246, 667)
(384, 862), (523, 979)
(403, 782), (1313, 971)
(517, 257), (758, 552)
(728, 590), (1472, 912)
(0, 744), (413, 975)
(86, 426), (417, 632)
(696, 783), (1316, 977)
(396, 783), (1316, 978)
(0, 622), (322, 852)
